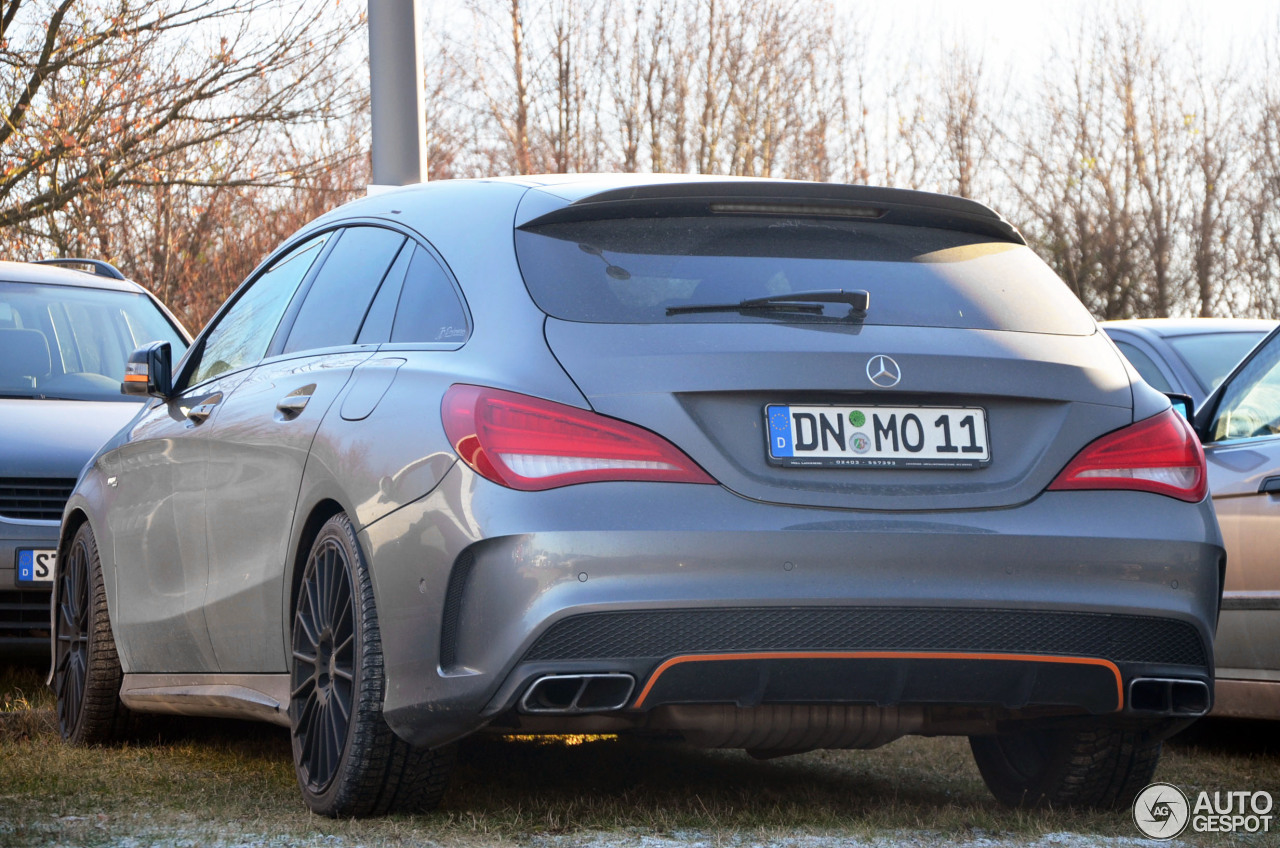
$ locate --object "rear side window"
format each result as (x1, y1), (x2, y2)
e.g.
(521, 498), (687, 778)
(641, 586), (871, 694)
(389, 248), (469, 344)
(282, 227), (406, 354)
(355, 246), (414, 344)
(515, 216), (1093, 334)
(1113, 340), (1173, 393)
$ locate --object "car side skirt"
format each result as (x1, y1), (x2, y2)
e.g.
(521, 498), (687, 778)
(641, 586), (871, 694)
(118, 673), (291, 727)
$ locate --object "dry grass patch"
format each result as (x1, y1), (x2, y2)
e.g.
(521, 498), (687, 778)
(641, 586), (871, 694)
(2, 660), (1277, 847)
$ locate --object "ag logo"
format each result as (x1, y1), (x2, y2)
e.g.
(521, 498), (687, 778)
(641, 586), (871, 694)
(1133, 782), (1190, 839)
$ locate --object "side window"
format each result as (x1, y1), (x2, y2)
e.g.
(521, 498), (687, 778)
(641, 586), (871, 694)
(1210, 336), (1280, 441)
(1114, 340), (1173, 394)
(355, 245), (412, 344)
(389, 247), (469, 344)
(184, 235), (326, 389)
(282, 227), (406, 354)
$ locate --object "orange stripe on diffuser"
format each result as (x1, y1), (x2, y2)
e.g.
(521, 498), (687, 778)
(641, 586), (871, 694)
(630, 651), (1125, 711)
(122, 374), (149, 382)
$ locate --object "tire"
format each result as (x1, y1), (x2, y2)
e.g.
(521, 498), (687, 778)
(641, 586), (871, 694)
(53, 521), (132, 744)
(970, 723), (1162, 809)
(289, 512), (455, 817)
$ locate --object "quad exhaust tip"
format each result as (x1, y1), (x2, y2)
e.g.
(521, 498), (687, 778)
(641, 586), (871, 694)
(520, 673), (636, 714)
(1129, 677), (1211, 716)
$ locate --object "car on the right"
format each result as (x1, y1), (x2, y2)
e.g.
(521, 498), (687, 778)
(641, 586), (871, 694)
(1116, 320), (1280, 719)
(1102, 318), (1277, 408)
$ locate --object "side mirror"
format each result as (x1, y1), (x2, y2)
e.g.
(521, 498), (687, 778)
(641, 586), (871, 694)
(121, 341), (173, 398)
(1166, 392), (1194, 422)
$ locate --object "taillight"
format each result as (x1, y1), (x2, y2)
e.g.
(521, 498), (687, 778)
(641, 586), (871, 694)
(441, 384), (716, 491)
(1048, 408), (1206, 502)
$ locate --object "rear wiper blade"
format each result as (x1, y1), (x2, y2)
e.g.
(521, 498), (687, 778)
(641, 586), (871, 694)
(666, 288), (869, 318)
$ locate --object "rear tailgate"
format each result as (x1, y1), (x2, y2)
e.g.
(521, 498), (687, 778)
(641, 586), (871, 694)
(544, 319), (1131, 511)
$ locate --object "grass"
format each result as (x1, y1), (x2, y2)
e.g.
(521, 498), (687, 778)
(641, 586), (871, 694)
(2, 658), (1278, 847)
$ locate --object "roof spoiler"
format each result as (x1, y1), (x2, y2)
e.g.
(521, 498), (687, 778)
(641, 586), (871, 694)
(518, 181), (1025, 245)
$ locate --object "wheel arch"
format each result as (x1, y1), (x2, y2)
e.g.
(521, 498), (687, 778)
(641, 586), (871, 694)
(57, 507), (90, 556)
(287, 498), (348, 624)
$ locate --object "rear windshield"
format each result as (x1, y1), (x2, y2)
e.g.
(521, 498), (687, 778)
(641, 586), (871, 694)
(515, 216), (1094, 334)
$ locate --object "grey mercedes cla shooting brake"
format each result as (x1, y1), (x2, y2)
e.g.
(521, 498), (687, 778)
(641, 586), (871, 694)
(52, 175), (1223, 817)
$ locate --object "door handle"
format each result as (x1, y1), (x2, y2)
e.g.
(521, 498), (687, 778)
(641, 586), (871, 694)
(186, 399), (219, 423)
(1260, 476), (1280, 494)
(276, 385), (315, 418)
(276, 395), (311, 414)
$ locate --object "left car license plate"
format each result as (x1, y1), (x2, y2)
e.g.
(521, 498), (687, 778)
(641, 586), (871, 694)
(766, 404), (990, 468)
(17, 549), (56, 584)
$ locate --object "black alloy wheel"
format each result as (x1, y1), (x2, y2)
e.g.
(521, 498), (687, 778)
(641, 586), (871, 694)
(291, 531), (357, 795)
(54, 530), (90, 736)
(53, 522), (130, 744)
(288, 512), (455, 817)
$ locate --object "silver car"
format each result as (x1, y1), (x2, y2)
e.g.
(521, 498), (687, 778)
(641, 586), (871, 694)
(1102, 318), (1277, 407)
(52, 176), (1223, 816)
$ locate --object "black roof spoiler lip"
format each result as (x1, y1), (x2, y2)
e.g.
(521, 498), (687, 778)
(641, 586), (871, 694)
(517, 181), (1026, 245)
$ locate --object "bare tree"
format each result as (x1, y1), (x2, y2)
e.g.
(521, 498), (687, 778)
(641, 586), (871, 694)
(938, 46), (997, 200)
(0, 0), (361, 233)
(1239, 30), (1280, 317)
(1006, 17), (1186, 319)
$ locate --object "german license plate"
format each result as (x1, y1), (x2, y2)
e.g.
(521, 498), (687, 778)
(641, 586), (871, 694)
(766, 404), (990, 468)
(17, 549), (56, 584)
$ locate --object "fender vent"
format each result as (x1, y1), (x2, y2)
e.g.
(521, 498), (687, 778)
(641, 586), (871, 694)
(438, 549), (476, 669)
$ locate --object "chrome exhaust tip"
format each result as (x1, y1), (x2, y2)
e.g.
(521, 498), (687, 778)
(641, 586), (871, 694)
(519, 673), (636, 714)
(1129, 677), (1211, 716)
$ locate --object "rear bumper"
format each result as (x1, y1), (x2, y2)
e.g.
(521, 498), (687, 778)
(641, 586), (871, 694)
(360, 465), (1223, 748)
(0, 518), (57, 655)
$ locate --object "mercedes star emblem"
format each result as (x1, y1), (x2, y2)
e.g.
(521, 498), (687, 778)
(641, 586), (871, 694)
(867, 354), (901, 388)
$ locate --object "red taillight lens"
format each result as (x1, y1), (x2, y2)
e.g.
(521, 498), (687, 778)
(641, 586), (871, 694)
(1048, 408), (1207, 502)
(441, 384), (716, 491)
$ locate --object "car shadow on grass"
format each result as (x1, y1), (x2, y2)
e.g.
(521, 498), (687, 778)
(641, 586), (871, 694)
(118, 712), (1014, 831)
(445, 732), (1024, 832)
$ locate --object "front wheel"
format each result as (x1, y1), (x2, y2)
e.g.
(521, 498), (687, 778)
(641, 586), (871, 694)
(289, 512), (454, 817)
(970, 723), (1162, 809)
(53, 522), (131, 744)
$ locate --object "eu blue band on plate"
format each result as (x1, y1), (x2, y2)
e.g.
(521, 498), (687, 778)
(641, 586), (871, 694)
(768, 406), (793, 457)
(17, 550), (35, 581)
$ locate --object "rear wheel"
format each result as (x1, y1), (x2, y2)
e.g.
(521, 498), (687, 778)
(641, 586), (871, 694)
(53, 522), (131, 744)
(289, 512), (454, 817)
(970, 723), (1162, 809)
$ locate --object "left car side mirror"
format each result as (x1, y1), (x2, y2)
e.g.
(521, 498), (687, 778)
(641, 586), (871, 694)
(121, 340), (173, 398)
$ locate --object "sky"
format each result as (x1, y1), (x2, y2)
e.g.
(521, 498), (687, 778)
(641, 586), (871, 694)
(868, 0), (1279, 75)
